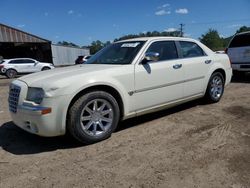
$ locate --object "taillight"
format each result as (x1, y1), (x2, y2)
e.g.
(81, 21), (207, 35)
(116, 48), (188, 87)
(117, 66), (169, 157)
(0, 65), (4, 69)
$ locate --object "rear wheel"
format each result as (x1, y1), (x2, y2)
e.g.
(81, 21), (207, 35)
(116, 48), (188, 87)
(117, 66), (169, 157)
(204, 72), (225, 103)
(6, 69), (17, 78)
(67, 91), (120, 144)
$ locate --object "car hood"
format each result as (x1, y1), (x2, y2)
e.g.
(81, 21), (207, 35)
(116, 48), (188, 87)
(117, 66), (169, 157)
(18, 64), (123, 88)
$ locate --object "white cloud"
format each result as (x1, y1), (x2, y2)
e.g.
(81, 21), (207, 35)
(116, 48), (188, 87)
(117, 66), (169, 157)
(165, 28), (177, 32)
(155, 9), (171, 16)
(158, 3), (170, 9)
(227, 24), (242, 28)
(68, 10), (74, 15)
(17, 24), (25, 28)
(175, 8), (189, 14)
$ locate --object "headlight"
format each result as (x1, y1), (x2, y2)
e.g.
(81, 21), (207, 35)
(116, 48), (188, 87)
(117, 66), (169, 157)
(26, 87), (45, 104)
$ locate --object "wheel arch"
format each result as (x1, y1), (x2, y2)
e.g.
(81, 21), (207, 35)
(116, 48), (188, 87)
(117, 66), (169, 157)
(211, 68), (226, 83)
(66, 84), (125, 122)
(42, 66), (51, 71)
(5, 68), (18, 78)
(6, 68), (18, 73)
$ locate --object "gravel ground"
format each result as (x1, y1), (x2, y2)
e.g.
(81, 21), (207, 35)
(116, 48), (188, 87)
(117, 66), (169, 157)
(0, 74), (249, 188)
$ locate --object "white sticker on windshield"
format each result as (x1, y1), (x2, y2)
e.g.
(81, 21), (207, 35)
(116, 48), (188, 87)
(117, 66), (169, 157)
(121, 42), (140, 48)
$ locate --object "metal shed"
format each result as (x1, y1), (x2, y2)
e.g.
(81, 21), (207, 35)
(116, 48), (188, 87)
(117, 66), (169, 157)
(0, 23), (90, 66)
(52, 44), (89, 66)
(0, 23), (52, 63)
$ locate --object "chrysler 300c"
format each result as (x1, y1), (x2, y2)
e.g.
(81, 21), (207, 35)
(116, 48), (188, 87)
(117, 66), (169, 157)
(9, 37), (232, 143)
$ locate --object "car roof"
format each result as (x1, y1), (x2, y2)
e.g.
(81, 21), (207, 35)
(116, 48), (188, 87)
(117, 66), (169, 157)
(3, 58), (36, 61)
(235, 31), (250, 36)
(117, 36), (197, 43)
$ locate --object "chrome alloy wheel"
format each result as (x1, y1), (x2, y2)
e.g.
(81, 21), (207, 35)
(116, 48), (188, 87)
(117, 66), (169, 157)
(80, 99), (114, 136)
(210, 75), (223, 100)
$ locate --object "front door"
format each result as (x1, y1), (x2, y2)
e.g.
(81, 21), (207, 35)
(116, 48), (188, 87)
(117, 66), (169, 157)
(134, 40), (184, 112)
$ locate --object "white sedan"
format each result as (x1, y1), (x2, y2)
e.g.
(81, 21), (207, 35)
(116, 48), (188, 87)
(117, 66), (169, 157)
(0, 58), (54, 78)
(9, 37), (232, 144)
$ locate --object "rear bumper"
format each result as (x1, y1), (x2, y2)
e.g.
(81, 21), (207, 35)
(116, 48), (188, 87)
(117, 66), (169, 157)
(231, 63), (250, 71)
(225, 68), (232, 86)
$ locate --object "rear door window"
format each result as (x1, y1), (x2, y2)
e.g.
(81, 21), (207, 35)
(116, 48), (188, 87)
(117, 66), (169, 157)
(9, 60), (23, 64)
(179, 41), (205, 58)
(229, 34), (250, 48)
(24, 59), (35, 64)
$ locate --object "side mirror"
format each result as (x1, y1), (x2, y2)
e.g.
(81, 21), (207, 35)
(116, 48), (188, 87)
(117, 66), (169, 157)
(144, 52), (160, 62)
(34, 61), (38, 65)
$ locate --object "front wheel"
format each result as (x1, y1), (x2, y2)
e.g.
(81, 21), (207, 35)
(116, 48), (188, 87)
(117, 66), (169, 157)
(67, 91), (120, 144)
(204, 72), (225, 103)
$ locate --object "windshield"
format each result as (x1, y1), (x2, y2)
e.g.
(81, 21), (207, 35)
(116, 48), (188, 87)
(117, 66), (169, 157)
(86, 41), (145, 65)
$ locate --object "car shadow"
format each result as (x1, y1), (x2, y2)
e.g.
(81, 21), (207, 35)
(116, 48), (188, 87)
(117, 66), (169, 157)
(231, 72), (250, 83)
(0, 99), (205, 155)
(117, 99), (205, 132)
(0, 121), (83, 155)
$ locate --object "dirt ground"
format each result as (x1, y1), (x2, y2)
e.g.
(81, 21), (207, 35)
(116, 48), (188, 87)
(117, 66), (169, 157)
(0, 74), (249, 188)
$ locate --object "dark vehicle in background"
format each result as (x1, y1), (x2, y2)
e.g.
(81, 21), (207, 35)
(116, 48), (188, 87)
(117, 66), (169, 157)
(226, 31), (250, 74)
(75, 55), (91, 64)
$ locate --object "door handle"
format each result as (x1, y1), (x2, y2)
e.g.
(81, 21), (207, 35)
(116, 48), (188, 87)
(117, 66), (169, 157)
(173, 64), (182, 69)
(205, 60), (212, 64)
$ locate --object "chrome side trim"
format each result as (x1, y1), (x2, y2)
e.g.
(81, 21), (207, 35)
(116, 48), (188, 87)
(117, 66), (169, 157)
(128, 76), (205, 95)
(135, 92), (204, 116)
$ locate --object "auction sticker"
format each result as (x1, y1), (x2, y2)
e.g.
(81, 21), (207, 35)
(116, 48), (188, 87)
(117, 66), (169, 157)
(121, 42), (140, 48)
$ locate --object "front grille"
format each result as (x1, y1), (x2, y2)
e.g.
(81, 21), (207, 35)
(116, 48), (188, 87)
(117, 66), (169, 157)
(8, 84), (21, 113)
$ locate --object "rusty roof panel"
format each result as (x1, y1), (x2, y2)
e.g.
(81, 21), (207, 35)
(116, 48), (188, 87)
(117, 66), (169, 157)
(0, 23), (50, 43)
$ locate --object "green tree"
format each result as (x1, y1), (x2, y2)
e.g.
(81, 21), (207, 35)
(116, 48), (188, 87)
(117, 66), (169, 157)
(57, 41), (79, 47)
(89, 40), (104, 54)
(236, 26), (250, 34)
(199, 29), (224, 51)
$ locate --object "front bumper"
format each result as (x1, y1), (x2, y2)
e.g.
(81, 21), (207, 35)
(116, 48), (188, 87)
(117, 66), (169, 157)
(9, 80), (70, 137)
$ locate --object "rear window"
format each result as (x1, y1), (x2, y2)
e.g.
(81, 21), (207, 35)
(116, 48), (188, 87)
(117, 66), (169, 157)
(229, 34), (250, 48)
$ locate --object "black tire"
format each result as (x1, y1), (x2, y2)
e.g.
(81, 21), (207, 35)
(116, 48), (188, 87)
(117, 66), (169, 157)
(42, 67), (51, 71)
(6, 69), (17, 78)
(204, 72), (225, 103)
(67, 91), (120, 144)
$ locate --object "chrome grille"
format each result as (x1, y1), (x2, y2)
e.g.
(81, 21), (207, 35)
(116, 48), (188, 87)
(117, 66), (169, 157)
(8, 84), (21, 113)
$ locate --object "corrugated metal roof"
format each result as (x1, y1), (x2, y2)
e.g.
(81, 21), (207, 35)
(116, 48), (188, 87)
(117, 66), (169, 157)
(0, 23), (50, 43)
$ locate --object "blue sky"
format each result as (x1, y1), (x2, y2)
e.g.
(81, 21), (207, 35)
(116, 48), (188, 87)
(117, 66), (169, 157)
(1, 0), (250, 46)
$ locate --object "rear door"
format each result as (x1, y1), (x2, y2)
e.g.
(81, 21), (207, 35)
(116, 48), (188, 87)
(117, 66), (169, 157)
(21, 59), (37, 72)
(177, 41), (211, 97)
(8, 59), (27, 73)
